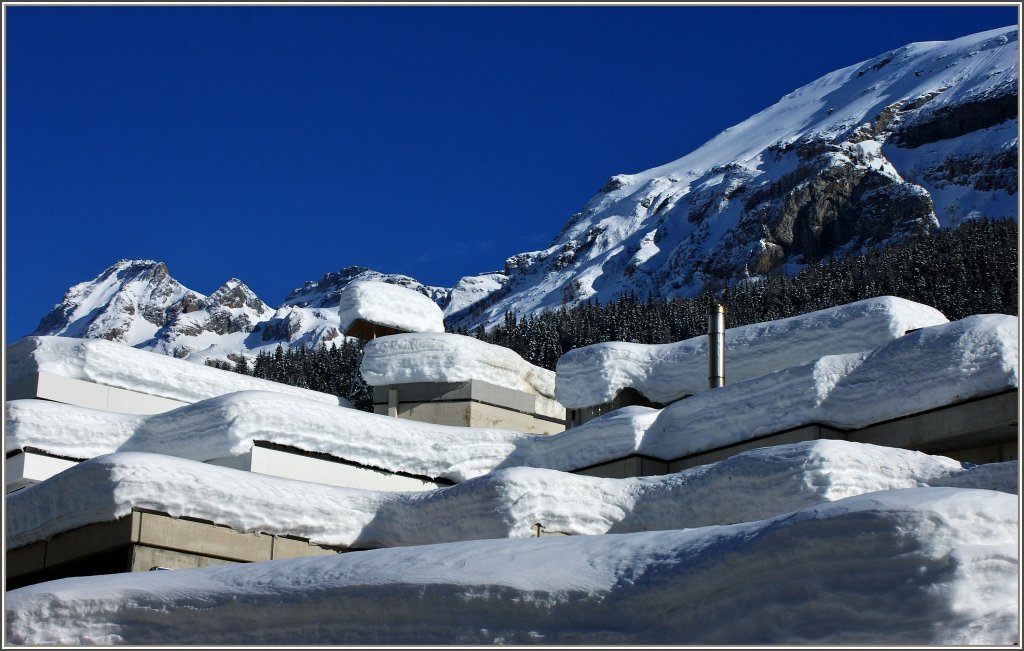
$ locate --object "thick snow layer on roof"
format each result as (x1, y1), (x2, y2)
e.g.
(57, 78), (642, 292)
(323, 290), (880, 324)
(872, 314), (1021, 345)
(6, 440), (1015, 551)
(337, 280), (444, 335)
(360, 332), (557, 399)
(642, 313), (1019, 460)
(5, 391), (530, 480)
(7, 314), (1017, 477)
(555, 296), (949, 408)
(6, 485), (1017, 645)
(5, 336), (347, 407)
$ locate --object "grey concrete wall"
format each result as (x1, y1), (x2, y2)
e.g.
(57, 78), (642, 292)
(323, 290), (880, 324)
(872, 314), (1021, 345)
(7, 509), (343, 589)
(848, 391), (1018, 460)
(373, 379), (565, 434)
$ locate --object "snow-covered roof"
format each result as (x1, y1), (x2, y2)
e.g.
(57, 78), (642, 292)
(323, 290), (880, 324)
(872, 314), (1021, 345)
(5, 391), (529, 477)
(6, 441), (1014, 552)
(7, 313), (1017, 479)
(337, 280), (444, 335)
(5, 336), (348, 407)
(555, 296), (949, 408)
(6, 481), (1017, 645)
(641, 313), (1018, 460)
(360, 332), (557, 399)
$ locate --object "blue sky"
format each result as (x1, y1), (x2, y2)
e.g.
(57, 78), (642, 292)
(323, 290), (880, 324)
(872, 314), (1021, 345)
(4, 4), (1019, 342)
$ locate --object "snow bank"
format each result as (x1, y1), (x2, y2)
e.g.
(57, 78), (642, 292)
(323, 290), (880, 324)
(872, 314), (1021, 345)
(555, 296), (949, 408)
(360, 332), (557, 399)
(5, 336), (347, 407)
(7, 440), (1014, 551)
(5, 391), (531, 481)
(6, 486), (1017, 645)
(823, 313), (1019, 426)
(5, 400), (141, 461)
(642, 313), (1018, 460)
(7, 314), (1016, 478)
(337, 280), (444, 335)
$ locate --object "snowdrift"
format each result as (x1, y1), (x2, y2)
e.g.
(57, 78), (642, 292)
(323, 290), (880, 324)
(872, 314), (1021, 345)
(555, 296), (949, 408)
(6, 440), (1015, 552)
(360, 332), (557, 399)
(6, 487), (1017, 645)
(642, 313), (1018, 460)
(8, 314), (1016, 478)
(337, 280), (444, 334)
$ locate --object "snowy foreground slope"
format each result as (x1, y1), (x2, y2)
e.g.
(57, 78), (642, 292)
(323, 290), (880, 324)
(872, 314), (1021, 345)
(6, 483), (1018, 645)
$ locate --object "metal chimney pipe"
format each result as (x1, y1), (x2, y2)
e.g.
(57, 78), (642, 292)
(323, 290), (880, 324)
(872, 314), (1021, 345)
(708, 302), (726, 389)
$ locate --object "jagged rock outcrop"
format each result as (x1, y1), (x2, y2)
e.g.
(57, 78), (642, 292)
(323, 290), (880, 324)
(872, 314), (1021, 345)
(33, 260), (204, 345)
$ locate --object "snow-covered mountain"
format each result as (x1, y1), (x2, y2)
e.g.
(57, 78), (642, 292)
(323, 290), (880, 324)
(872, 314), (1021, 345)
(29, 26), (1018, 358)
(447, 25), (1018, 329)
(30, 259), (505, 363)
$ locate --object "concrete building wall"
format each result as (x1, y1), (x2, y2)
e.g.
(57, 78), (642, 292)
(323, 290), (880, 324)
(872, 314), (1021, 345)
(372, 380), (566, 435)
(6, 510), (343, 590)
(848, 391), (1018, 463)
(667, 425), (844, 474)
(576, 391), (1018, 480)
(249, 444), (444, 492)
(6, 449), (79, 493)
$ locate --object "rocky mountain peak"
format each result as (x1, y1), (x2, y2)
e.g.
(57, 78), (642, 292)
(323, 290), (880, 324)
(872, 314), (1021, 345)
(206, 279), (269, 314)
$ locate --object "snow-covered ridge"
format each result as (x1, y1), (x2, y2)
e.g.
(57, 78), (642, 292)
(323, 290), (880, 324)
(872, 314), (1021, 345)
(6, 485), (1017, 645)
(555, 295), (949, 407)
(6, 336), (348, 408)
(361, 332), (557, 399)
(6, 441), (1015, 551)
(8, 313), (1016, 478)
(451, 26), (1019, 330)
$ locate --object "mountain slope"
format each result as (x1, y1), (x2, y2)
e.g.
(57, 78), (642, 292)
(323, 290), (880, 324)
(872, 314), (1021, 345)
(446, 26), (1018, 329)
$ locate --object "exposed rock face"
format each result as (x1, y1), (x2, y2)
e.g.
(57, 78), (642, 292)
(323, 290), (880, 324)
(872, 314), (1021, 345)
(206, 279), (269, 314)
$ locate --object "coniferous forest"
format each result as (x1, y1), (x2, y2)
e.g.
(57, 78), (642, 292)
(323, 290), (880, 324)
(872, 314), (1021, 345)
(211, 217), (1018, 410)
